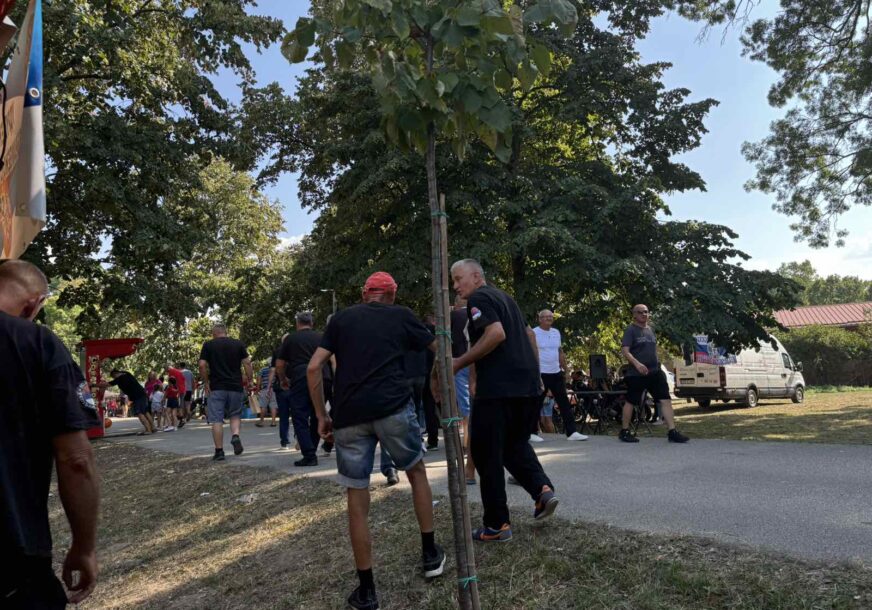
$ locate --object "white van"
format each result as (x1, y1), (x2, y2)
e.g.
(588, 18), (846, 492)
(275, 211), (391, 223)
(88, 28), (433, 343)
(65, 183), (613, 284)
(673, 336), (805, 408)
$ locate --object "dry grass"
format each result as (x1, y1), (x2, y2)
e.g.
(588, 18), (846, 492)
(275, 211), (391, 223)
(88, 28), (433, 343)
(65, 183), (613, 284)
(666, 390), (872, 445)
(49, 443), (872, 609)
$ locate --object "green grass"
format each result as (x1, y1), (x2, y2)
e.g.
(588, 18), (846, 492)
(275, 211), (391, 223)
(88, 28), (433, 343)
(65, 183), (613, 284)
(50, 443), (872, 609)
(669, 389), (872, 445)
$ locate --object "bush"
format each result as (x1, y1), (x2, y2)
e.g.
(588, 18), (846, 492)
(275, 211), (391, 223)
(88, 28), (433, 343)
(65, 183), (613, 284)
(780, 325), (872, 386)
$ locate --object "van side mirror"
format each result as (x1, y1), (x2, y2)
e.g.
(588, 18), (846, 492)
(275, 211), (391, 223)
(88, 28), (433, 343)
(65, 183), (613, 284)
(795, 361), (803, 372)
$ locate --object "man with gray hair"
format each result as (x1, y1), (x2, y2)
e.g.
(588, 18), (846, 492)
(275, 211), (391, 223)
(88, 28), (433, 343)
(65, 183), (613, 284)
(534, 309), (588, 441)
(450, 259), (559, 542)
(199, 322), (254, 460)
(276, 311), (323, 466)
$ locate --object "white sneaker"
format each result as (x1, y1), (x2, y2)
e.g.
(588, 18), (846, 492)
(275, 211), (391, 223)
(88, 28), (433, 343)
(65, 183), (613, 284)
(529, 434), (545, 443)
(566, 432), (589, 441)
(163, 426), (176, 432)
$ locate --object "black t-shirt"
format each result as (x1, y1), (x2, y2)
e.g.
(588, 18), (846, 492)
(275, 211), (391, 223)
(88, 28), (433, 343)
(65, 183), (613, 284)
(106, 371), (146, 401)
(451, 308), (469, 357)
(321, 302), (434, 429)
(0, 312), (100, 559)
(466, 285), (540, 399)
(198, 337), (249, 392)
(403, 346), (429, 378)
(277, 329), (323, 383)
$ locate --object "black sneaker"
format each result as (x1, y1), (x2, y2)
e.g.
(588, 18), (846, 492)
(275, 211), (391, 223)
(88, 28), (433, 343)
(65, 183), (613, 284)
(426, 441), (439, 451)
(619, 429), (639, 443)
(347, 586), (379, 610)
(385, 468), (399, 486)
(177, 419), (185, 429)
(668, 429), (689, 443)
(533, 486), (559, 520)
(294, 456), (318, 467)
(231, 435), (244, 455)
(212, 448), (225, 461)
(422, 543), (446, 578)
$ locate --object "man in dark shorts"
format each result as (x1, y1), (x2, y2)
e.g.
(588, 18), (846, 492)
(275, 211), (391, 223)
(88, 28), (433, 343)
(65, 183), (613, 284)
(306, 272), (445, 610)
(0, 260), (101, 609)
(199, 323), (254, 460)
(619, 304), (689, 443)
(276, 312), (323, 467)
(450, 258), (559, 543)
(106, 368), (153, 434)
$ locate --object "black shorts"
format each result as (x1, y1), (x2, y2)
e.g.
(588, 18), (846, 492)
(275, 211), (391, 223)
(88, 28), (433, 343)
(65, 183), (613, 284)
(132, 396), (150, 416)
(184, 391), (193, 401)
(166, 397), (180, 409)
(625, 369), (670, 406)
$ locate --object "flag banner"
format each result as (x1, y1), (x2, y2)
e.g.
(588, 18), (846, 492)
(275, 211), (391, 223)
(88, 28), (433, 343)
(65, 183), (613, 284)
(0, 0), (44, 259)
(693, 335), (738, 365)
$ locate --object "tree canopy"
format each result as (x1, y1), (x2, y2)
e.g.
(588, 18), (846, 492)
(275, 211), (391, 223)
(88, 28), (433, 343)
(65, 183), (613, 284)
(777, 260), (872, 305)
(679, 0), (872, 247)
(278, 0), (799, 354)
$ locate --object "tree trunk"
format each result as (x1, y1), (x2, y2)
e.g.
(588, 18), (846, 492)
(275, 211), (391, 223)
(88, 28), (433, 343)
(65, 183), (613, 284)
(425, 35), (480, 610)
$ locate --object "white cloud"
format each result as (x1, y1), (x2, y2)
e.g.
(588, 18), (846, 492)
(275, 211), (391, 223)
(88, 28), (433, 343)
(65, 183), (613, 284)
(278, 234), (306, 250)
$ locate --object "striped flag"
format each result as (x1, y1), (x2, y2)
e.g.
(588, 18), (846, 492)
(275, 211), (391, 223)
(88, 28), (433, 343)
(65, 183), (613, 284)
(0, 0), (44, 259)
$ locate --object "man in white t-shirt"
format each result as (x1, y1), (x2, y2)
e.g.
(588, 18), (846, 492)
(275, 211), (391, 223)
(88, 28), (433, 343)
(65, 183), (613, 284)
(533, 310), (587, 441)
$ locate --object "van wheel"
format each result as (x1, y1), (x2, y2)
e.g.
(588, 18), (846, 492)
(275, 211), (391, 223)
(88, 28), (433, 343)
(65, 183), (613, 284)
(697, 399), (711, 408)
(745, 388), (759, 408)
(791, 386), (805, 404)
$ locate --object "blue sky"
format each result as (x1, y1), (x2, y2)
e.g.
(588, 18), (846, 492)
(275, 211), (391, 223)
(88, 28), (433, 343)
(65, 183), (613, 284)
(223, 1), (872, 280)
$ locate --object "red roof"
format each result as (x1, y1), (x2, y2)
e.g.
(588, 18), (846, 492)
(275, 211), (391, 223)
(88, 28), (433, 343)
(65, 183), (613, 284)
(774, 302), (872, 328)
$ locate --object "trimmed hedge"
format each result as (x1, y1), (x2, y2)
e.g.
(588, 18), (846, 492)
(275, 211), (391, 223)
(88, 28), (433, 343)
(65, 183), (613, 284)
(780, 324), (872, 387)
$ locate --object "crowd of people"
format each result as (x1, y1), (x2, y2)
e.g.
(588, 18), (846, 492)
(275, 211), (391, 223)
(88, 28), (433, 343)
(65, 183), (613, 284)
(2, 257), (691, 610)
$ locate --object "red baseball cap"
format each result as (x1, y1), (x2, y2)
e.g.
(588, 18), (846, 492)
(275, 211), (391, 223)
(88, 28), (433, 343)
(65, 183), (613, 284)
(364, 271), (398, 293)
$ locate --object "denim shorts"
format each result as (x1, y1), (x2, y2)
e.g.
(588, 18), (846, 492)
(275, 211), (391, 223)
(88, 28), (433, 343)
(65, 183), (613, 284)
(454, 367), (471, 417)
(334, 401), (423, 489)
(206, 390), (244, 424)
(541, 398), (554, 417)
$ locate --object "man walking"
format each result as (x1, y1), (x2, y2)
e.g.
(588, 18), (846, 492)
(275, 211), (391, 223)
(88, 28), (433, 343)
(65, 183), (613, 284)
(199, 323), (254, 460)
(451, 296), (476, 483)
(306, 272), (445, 610)
(276, 312), (323, 467)
(0, 260), (100, 608)
(533, 310), (588, 441)
(619, 304), (689, 444)
(451, 259), (559, 542)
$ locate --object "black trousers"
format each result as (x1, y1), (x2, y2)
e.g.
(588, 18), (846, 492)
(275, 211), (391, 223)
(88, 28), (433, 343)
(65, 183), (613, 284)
(2, 556), (68, 610)
(540, 372), (577, 436)
(471, 396), (554, 528)
(422, 377), (440, 446)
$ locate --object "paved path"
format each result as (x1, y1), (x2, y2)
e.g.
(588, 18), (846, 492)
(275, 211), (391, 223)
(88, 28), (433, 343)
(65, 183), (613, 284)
(105, 418), (872, 564)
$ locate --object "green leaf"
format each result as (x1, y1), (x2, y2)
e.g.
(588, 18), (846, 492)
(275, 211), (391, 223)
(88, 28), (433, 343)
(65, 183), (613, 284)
(509, 5), (525, 42)
(362, 0), (392, 13)
(518, 60), (538, 91)
(456, 7), (481, 27)
(531, 43), (551, 77)
(281, 34), (308, 64)
(442, 21), (466, 47)
(294, 18), (316, 47)
(494, 68), (512, 90)
(461, 86), (483, 113)
(482, 13), (515, 36)
(341, 27), (363, 43)
(437, 72), (459, 94)
(391, 10), (410, 39)
(478, 100), (512, 132)
(480, 125), (498, 152)
(336, 42), (354, 68)
(551, 0), (578, 34)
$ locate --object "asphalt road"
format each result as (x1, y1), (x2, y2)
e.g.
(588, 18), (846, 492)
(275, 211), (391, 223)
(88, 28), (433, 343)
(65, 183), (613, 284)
(105, 417), (872, 564)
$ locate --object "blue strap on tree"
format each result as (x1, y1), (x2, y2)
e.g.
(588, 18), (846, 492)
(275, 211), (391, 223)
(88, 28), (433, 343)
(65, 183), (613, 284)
(441, 416), (463, 427)
(459, 575), (479, 589)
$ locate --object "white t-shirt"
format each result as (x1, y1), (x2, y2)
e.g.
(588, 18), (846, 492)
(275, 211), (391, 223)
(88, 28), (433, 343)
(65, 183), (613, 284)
(151, 390), (165, 409)
(533, 326), (562, 374)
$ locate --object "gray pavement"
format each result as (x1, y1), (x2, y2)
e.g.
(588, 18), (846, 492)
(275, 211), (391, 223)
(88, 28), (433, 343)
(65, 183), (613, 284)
(105, 417), (872, 564)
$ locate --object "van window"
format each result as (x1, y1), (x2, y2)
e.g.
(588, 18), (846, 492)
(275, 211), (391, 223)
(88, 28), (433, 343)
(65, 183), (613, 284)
(781, 353), (792, 369)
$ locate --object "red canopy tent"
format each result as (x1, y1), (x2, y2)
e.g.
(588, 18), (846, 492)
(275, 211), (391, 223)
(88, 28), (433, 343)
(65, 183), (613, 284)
(80, 338), (143, 439)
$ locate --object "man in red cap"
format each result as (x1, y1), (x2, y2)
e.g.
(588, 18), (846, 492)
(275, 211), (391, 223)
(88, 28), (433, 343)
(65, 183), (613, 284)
(307, 272), (445, 610)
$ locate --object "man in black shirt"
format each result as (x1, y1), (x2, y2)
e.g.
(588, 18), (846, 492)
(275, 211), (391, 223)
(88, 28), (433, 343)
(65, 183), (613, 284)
(104, 369), (152, 434)
(199, 323), (254, 461)
(276, 312), (323, 467)
(450, 259), (558, 542)
(306, 272), (445, 610)
(0, 260), (100, 608)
